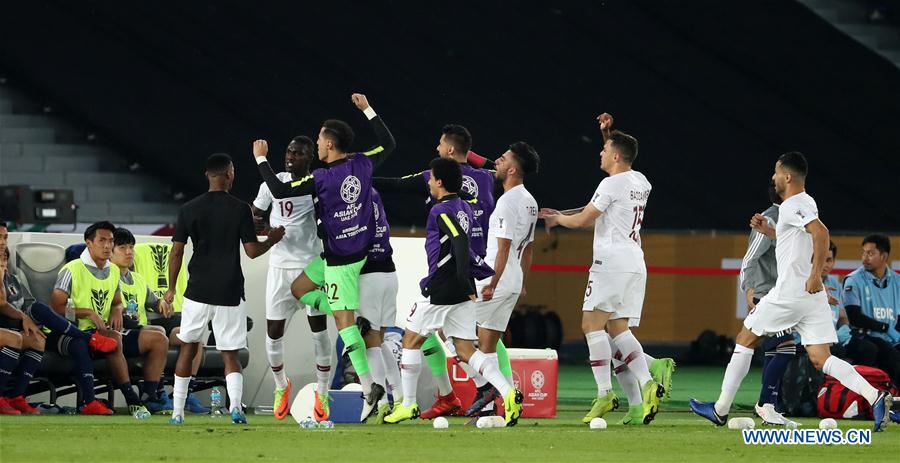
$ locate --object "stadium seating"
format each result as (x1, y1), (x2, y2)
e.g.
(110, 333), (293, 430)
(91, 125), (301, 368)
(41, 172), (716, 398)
(0, 86), (179, 224)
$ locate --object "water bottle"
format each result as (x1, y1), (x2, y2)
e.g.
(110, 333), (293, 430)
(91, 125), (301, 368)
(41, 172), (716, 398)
(133, 408), (151, 420)
(126, 300), (139, 321)
(210, 387), (223, 417)
(299, 418), (317, 429)
(65, 298), (76, 322)
(317, 420), (334, 429)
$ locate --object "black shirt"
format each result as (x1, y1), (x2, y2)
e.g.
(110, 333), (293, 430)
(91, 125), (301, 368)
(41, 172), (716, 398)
(173, 191), (256, 306)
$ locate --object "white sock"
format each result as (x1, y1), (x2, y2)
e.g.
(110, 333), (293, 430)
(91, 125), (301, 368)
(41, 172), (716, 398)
(265, 335), (287, 389)
(468, 350), (511, 397)
(225, 372), (243, 412)
(400, 349), (422, 407)
(380, 341), (403, 400)
(444, 338), (484, 386)
(607, 333), (641, 406)
(613, 330), (652, 387)
(367, 347), (386, 389)
(311, 330), (331, 394)
(714, 344), (753, 416)
(586, 330), (613, 396)
(822, 355), (879, 404)
(172, 374), (190, 418)
(434, 371), (453, 396)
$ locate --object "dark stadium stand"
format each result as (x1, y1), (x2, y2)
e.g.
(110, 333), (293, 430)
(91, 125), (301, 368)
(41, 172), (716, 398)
(1, 1), (898, 232)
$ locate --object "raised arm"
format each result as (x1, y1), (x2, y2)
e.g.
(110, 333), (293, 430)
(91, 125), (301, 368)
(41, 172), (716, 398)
(351, 93), (396, 168)
(373, 172), (428, 196)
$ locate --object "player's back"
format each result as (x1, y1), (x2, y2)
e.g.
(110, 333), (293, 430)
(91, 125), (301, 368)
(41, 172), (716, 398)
(175, 191), (256, 305)
(590, 170), (651, 273)
(312, 154), (375, 263)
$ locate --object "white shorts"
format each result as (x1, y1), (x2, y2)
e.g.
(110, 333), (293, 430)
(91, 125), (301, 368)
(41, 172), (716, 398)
(358, 271), (399, 330)
(744, 292), (837, 346)
(475, 289), (519, 332)
(266, 266), (324, 321)
(178, 297), (247, 351)
(406, 298), (476, 340)
(582, 271), (646, 327)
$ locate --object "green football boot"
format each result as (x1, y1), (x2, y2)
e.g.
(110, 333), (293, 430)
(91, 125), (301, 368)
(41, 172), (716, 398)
(640, 380), (665, 424)
(384, 403), (419, 424)
(649, 358), (676, 402)
(582, 391), (619, 424)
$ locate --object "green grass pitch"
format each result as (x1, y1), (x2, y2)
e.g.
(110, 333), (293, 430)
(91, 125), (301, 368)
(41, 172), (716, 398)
(2, 366), (897, 462)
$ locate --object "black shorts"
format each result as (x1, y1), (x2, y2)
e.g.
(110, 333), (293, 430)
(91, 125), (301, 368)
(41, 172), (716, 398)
(149, 314), (182, 337)
(122, 329), (143, 358)
(762, 332), (795, 351)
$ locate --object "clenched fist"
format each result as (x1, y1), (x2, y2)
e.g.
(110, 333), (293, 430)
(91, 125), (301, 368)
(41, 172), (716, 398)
(351, 93), (370, 111)
(253, 139), (269, 159)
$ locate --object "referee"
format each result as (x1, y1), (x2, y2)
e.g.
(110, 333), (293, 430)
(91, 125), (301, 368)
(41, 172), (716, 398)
(166, 153), (284, 425)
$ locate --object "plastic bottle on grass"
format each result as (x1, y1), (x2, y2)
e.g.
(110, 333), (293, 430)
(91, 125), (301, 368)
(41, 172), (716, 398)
(210, 387), (223, 417)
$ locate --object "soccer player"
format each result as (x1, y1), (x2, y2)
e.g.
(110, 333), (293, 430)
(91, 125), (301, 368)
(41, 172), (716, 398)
(541, 125), (665, 425)
(0, 226), (46, 415)
(373, 124), (499, 419)
(250, 135), (330, 421)
(167, 153), (285, 425)
(361, 188), (405, 423)
(842, 234), (900, 387)
(462, 142), (540, 417)
(690, 152), (892, 432)
(109, 227), (174, 414)
(738, 181), (798, 426)
(50, 221), (152, 417)
(254, 93), (395, 420)
(383, 158), (524, 426)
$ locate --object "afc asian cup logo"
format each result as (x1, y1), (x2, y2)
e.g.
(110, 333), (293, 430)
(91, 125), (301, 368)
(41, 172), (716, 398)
(456, 210), (470, 234)
(462, 175), (478, 197)
(340, 175), (362, 204)
(531, 370), (545, 390)
(373, 201), (380, 221)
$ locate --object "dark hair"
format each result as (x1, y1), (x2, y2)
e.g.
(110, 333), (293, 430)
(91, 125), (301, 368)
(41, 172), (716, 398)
(767, 179), (781, 205)
(206, 153), (233, 173)
(430, 157), (463, 193)
(829, 241), (837, 258)
(84, 221), (116, 241)
(862, 234), (891, 254)
(509, 141), (540, 176)
(322, 119), (355, 153)
(777, 151), (808, 178)
(289, 136), (315, 157)
(608, 130), (639, 164)
(441, 124), (472, 154)
(114, 227), (136, 247)
(0, 222), (7, 229)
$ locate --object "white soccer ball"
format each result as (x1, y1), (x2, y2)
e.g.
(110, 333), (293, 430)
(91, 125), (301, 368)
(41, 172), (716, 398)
(818, 418), (838, 430)
(589, 418), (607, 429)
(433, 417), (449, 429)
(727, 417), (755, 430)
(475, 416), (505, 428)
